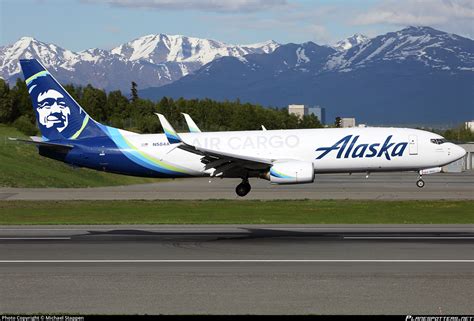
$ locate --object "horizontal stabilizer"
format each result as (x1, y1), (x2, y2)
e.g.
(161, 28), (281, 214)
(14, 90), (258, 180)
(9, 137), (74, 152)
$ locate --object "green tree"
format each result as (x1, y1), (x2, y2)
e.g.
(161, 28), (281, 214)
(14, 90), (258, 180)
(442, 124), (474, 142)
(64, 84), (83, 102)
(131, 81), (138, 103)
(0, 79), (14, 123)
(299, 114), (322, 129)
(106, 90), (131, 128)
(80, 85), (108, 122)
(2, 79), (326, 135)
(13, 115), (37, 135)
(11, 78), (34, 123)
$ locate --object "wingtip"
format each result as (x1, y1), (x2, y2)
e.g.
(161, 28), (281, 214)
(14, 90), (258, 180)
(155, 113), (182, 144)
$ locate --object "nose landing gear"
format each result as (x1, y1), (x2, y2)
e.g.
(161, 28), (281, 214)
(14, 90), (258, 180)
(416, 179), (425, 188)
(236, 179), (251, 197)
(416, 171), (425, 188)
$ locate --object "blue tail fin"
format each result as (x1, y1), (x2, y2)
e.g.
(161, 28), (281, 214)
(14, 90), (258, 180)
(20, 59), (103, 141)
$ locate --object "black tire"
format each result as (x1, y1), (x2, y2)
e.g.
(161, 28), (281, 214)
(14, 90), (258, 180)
(244, 182), (251, 193)
(416, 179), (425, 188)
(236, 182), (251, 197)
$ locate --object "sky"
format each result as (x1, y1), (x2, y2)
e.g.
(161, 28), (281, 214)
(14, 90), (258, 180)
(1, 0), (473, 51)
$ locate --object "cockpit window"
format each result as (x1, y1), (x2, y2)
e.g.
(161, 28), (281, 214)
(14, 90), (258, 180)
(430, 138), (447, 145)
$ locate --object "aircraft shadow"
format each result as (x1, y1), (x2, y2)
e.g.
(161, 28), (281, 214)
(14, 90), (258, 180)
(74, 228), (474, 243)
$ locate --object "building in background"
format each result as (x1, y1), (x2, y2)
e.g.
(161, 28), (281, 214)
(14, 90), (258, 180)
(289, 104), (326, 124)
(465, 121), (474, 132)
(308, 106), (326, 124)
(288, 104), (307, 119)
(341, 117), (356, 128)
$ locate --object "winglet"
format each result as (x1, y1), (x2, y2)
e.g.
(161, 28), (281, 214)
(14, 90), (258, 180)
(261, 125), (267, 131)
(182, 113), (202, 133)
(155, 113), (181, 144)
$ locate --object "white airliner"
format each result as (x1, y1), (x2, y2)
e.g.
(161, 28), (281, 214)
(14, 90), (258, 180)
(18, 58), (467, 197)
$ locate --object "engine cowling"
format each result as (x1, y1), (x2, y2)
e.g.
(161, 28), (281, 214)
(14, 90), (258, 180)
(264, 161), (314, 184)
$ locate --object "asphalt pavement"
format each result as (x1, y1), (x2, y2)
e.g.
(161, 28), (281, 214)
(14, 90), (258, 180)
(0, 172), (473, 200)
(0, 225), (473, 314)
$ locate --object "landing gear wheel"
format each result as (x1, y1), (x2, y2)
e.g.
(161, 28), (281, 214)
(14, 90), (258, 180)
(416, 179), (425, 188)
(236, 181), (251, 197)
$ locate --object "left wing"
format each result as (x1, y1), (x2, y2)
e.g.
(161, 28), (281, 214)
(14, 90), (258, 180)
(155, 113), (272, 177)
(179, 141), (272, 176)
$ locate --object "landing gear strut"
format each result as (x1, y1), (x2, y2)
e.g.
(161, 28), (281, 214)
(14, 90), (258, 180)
(416, 172), (425, 188)
(236, 179), (251, 197)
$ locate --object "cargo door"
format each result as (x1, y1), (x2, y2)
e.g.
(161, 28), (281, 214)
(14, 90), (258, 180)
(99, 145), (108, 169)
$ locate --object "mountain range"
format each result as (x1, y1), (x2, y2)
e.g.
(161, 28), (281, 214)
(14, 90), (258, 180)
(1, 26), (473, 125)
(0, 32), (369, 92)
(141, 27), (474, 125)
(0, 34), (279, 91)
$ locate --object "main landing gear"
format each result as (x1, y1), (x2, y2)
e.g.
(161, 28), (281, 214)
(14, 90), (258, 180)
(236, 179), (251, 197)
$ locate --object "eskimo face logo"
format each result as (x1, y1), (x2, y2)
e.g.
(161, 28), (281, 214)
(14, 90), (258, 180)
(36, 89), (71, 132)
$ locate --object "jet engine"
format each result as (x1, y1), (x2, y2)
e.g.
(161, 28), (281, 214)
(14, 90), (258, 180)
(262, 161), (314, 184)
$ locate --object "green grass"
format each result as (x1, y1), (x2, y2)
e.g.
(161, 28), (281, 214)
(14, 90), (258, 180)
(0, 124), (157, 187)
(0, 200), (472, 225)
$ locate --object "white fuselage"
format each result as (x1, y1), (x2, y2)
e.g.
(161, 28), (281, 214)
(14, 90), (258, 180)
(120, 127), (466, 176)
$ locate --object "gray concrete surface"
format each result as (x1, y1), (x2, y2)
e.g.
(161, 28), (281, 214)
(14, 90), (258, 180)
(0, 172), (473, 200)
(0, 225), (473, 314)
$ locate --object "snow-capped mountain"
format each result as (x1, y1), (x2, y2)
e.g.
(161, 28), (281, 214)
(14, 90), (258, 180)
(2, 26), (473, 124)
(141, 26), (474, 125)
(200, 41), (336, 75)
(333, 34), (369, 51)
(0, 35), (279, 90)
(0, 37), (78, 76)
(326, 26), (474, 72)
(112, 34), (278, 66)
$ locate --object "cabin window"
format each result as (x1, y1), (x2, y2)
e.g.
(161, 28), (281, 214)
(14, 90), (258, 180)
(430, 138), (447, 145)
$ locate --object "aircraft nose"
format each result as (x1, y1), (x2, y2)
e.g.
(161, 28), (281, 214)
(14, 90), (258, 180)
(452, 144), (466, 161)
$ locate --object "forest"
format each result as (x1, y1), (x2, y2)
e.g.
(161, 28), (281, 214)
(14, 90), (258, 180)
(0, 78), (472, 142)
(0, 79), (322, 136)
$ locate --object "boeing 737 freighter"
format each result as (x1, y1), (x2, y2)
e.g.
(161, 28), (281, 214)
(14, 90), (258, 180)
(15, 59), (466, 196)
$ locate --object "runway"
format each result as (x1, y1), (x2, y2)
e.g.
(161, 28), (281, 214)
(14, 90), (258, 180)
(1, 225), (473, 314)
(0, 172), (473, 200)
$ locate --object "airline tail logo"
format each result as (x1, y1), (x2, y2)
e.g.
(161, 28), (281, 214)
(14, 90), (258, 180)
(36, 89), (71, 132)
(21, 59), (102, 141)
(315, 135), (408, 160)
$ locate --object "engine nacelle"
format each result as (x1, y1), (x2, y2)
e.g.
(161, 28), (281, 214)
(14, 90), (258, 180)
(264, 161), (315, 184)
